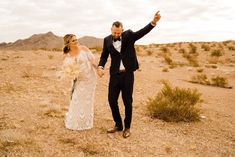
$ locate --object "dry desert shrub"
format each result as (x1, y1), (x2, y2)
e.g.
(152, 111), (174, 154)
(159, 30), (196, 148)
(228, 46), (235, 50)
(189, 43), (198, 55)
(201, 44), (210, 51)
(191, 74), (210, 85)
(162, 54), (173, 65)
(162, 67), (169, 72)
(48, 54), (54, 59)
(160, 47), (169, 53)
(178, 48), (186, 54)
(147, 81), (201, 122)
(182, 53), (199, 67)
(190, 74), (232, 88)
(197, 68), (204, 73)
(210, 49), (223, 57)
(211, 76), (228, 88)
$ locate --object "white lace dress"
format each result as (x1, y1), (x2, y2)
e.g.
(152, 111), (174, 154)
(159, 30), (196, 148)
(62, 50), (97, 130)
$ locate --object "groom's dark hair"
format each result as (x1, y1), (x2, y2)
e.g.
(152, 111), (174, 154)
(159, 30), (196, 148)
(112, 21), (123, 28)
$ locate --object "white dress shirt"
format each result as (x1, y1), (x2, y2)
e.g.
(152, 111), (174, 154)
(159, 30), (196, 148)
(113, 39), (125, 71)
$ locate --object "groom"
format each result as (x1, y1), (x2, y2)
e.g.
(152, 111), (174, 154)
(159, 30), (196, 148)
(97, 11), (161, 138)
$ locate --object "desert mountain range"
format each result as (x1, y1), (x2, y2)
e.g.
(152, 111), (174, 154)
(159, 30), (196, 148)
(0, 32), (103, 51)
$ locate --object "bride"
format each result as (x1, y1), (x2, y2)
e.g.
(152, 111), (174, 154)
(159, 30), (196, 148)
(60, 34), (97, 130)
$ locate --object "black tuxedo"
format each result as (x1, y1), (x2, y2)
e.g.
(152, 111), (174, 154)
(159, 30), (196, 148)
(98, 23), (155, 129)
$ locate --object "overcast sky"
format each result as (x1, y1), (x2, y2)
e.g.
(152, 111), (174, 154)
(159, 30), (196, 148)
(0, 0), (234, 44)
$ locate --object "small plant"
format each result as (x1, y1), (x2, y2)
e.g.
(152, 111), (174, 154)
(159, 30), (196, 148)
(162, 68), (169, 72)
(178, 48), (186, 54)
(210, 49), (223, 57)
(147, 81), (202, 122)
(191, 74), (210, 85)
(0, 82), (15, 93)
(189, 43), (197, 54)
(163, 54), (173, 65)
(183, 53), (199, 67)
(190, 74), (232, 88)
(160, 47), (169, 53)
(211, 76), (228, 88)
(228, 46), (235, 50)
(197, 68), (204, 73)
(201, 44), (210, 51)
(146, 49), (153, 56)
(48, 55), (54, 59)
(22, 70), (33, 78)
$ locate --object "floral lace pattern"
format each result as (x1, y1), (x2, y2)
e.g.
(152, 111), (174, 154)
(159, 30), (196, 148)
(63, 50), (97, 130)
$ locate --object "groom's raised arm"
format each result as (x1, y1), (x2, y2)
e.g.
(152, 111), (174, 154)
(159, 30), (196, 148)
(131, 11), (161, 41)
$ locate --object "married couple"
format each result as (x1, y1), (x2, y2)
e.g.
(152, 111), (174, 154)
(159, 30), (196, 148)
(61, 11), (161, 138)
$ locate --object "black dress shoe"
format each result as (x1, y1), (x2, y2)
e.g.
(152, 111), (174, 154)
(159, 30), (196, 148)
(123, 128), (131, 138)
(107, 126), (123, 133)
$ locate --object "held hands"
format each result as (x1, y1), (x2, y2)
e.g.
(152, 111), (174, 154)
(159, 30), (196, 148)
(97, 68), (105, 78)
(151, 11), (161, 26)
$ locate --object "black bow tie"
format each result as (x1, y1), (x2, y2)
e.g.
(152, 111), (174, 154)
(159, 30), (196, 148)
(113, 37), (121, 42)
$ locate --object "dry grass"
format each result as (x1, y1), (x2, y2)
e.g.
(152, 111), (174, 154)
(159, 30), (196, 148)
(0, 131), (35, 155)
(147, 81), (202, 122)
(43, 104), (64, 118)
(191, 74), (210, 85)
(79, 143), (100, 155)
(48, 54), (54, 59)
(0, 81), (24, 93)
(190, 74), (232, 88)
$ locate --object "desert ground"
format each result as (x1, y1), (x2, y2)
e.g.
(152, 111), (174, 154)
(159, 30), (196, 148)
(0, 41), (235, 156)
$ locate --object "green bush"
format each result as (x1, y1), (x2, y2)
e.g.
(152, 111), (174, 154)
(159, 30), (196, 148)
(147, 81), (202, 122)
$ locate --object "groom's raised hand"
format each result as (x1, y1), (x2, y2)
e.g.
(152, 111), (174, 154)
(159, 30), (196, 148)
(151, 11), (161, 26)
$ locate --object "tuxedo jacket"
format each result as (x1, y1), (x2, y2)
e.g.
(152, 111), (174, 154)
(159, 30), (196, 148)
(98, 23), (155, 75)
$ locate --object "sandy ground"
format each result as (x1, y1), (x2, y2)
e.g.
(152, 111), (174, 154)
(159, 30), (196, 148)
(0, 45), (235, 156)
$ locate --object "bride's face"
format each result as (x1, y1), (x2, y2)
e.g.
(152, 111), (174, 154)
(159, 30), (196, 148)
(69, 36), (79, 50)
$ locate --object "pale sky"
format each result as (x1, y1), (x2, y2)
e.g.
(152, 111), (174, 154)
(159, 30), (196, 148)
(0, 0), (234, 44)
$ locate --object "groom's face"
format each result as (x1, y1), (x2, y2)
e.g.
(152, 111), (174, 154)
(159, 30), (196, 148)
(111, 26), (123, 39)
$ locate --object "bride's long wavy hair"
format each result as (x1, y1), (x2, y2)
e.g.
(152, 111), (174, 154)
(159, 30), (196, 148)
(63, 34), (75, 54)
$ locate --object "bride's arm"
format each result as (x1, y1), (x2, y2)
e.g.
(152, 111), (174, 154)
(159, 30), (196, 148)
(81, 46), (97, 67)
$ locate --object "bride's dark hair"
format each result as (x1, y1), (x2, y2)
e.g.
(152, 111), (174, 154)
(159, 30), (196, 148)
(63, 34), (75, 54)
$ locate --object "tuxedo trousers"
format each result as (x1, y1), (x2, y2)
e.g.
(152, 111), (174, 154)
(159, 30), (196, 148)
(108, 71), (134, 129)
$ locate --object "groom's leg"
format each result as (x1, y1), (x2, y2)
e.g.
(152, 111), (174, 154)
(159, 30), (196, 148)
(108, 75), (123, 128)
(121, 72), (134, 129)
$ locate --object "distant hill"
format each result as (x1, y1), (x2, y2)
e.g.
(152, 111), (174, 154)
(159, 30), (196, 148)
(0, 32), (103, 51)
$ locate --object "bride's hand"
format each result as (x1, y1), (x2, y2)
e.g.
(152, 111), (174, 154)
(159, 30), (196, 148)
(97, 68), (105, 78)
